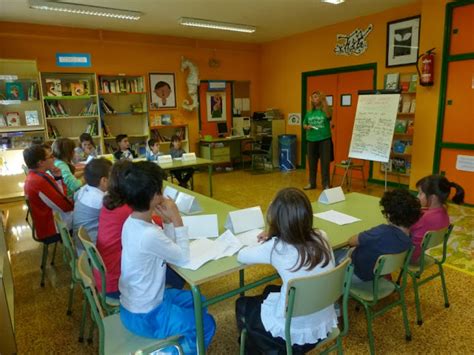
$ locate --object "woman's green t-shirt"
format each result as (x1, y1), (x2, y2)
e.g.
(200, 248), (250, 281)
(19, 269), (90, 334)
(303, 109), (331, 142)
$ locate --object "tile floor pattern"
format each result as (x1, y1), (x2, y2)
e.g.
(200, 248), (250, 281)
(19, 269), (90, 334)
(3, 169), (474, 354)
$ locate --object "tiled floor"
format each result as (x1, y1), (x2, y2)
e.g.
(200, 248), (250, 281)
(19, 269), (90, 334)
(3, 168), (474, 354)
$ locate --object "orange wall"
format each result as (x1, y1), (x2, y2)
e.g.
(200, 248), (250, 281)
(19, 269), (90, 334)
(0, 22), (262, 153)
(259, 0), (451, 189)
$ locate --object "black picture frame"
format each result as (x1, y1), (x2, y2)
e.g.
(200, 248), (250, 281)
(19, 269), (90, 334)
(386, 15), (421, 68)
(340, 94), (352, 107)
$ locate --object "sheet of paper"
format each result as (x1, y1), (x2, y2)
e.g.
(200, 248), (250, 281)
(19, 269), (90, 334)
(225, 206), (264, 234)
(313, 210), (361, 226)
(176, 239), (217, 270)
(163, 186), (179, 200)
(236, 228), (264, 247)
(213, 230), (244, 259)
(182, 214), (219, 239)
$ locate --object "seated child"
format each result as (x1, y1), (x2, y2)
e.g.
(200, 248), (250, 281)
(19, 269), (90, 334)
(410, 175), (464, 263)
(146, 138), (162, 161)
(169, 135), (194, 188)
(236, 187), (336, 354)
(113, 134), (137, 161)
(349, 189), (422, 282)
(74, 133), (98, 164)
(72, 158), (112, 252)
(118, 161), (215, 352)
(52, 137), (84, 198)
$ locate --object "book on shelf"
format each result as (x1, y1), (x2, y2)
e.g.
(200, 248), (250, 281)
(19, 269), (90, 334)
(393, 140), (412, 154)
(401, 98), (412, 113)
(100, 78), (144, 93)
(45, 101), (68, 117)
(99, 98), (116, 114)
(408, 74), (418, 93)
(406, 120), (414, 135)
(45, 78), (62, 96)
(391, 158), (407, 174)
(79, 80), (91, 95)
(6, 112), (20, 126)
(25, 110), (40, 126)
(409, 98), (416, 113)
(384, 73), (400, 90)
(27, 82), (39, 100)
(79, 101), (98, 116)
(47, 121), (60, 138)
(61, 82), (72, 96)
(0, 113), (6, 127)
(84, 119), (98, 136)
(5, 82), (24, 100)
(400, 80), (410, 93)
(394, 119), (407, 133)
(71, 82), (86, 96)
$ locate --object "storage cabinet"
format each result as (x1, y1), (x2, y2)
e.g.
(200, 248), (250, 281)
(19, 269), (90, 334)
(250, 118), (285, 167)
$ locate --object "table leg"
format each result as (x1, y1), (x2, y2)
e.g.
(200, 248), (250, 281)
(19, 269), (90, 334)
(191, 285), (205, 355)
(208, 164), (213, 197)
(239, 269), (245, 296)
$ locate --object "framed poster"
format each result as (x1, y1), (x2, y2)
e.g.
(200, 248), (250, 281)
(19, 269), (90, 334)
(341, 94), (352, 107)
(149, 73), (176, 110)
(206, 92), (226, 122)
(386, 16), (421, 67)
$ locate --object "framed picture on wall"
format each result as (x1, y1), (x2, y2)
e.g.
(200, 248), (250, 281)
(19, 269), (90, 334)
(206, 92), (227, 122)
(341, 94), (352, 107)
(149, 73), (176, 110)
(326, 95), (333, 107)
(386, 16), (421, 67)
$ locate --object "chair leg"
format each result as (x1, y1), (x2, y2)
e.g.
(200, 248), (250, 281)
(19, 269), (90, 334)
(51, 241), (58, 266)
(67, 279), (75, 316)
(40, 244), (49, 287)
(363, 305), (376, 355)
(410, 273), (423, 325)
(78, 298), (88, 342)
(361, 166), (367, 188)
(336, 336), (343, 355)
(400, 292), (412, 341)
(87, 316), (95, 344)
(239, 329), (247, 355)
(438, 264), (450, 308)
(348, 167), (353, 191)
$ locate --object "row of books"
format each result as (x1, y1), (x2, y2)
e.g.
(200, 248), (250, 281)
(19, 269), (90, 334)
(384, 73), (418, 92)
(44, 101), (68, 117)
(0, 134), (44, 150)
(47, 119), (98, 138)
(1, 81), (39, 101)
(45, 78), (91, 97)
(398, 97), (416, 114)
(0, 111), (40, 127)
(151, 127), (186, 143)
(394, 119), (414, 134)
(381, 158), (411, 175)
(79, 102), (98, 116)
(99, 78), (144, 94)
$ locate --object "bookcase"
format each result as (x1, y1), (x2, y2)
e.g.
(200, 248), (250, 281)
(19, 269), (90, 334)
(39, 72), (101, 152)
(98, 74), (149, 156)
(149, 124), (189, 155)
(0, 59), (45, 200)
(380, 72), (417, 184)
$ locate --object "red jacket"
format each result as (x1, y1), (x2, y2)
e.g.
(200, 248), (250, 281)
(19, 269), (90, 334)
(24, 171), (74, 240)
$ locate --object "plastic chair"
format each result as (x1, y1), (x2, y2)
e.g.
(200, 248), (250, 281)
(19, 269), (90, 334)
(349, 248), (413, 355)
(77, 226), (119, 315)
(331, 159), (366, 191)
(408, 224), (453, 325)
(242, 135), (273, 171)
(24, 196), (59, 287)
(240, 258), (354, 355)
(77, 254), (184, 355)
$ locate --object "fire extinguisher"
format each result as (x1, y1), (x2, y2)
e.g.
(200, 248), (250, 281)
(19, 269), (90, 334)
(417, 48), (435, 86)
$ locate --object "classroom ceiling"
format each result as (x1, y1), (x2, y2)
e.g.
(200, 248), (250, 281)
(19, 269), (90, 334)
(0, 0), (418, 43)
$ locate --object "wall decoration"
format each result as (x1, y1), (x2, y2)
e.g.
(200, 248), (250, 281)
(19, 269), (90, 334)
(5, 82), (24, 100)
(334, 24), (373, 56)
(326, 95), (334, 107)
(206, 92), (226, 122)
(149, 73), (176, 110)
(287, 113), (301, 126)
(181, 57), (199, 112)
(341, 94), (352, 107)
(384, 73), (400, 89)
(386, 16), (421, 67)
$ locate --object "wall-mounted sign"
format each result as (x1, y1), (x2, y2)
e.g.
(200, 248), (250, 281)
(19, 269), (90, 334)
(288, 113), (301, 126)
(56, 53), (91, 67)
(334, 24), (373, 56)
(456, 155), (474, 172)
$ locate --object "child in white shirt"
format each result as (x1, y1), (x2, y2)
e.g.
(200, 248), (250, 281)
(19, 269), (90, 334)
(236, 187), (337, 354)
(118, 161), (215, 353)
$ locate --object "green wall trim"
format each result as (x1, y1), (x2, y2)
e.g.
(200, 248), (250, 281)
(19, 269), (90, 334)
(433, 0), (474, 173)
(368, 178), (409, 189)
(300, 63), (377, 170)
(441, 142), (474, 150)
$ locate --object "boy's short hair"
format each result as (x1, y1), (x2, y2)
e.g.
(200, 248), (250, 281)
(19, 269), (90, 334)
(154, 81), (171, 91)
(23, 144), (46, 169)
(79, 133), (94, 144)
(148, 138), (157, 148)
(116, 134), (128, 144)
(123, 161), (165, 212)
(84, 158), (113, 187)
(380, 189), (421, 228)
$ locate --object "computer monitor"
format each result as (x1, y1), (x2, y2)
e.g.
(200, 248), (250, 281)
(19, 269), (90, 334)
(217, 122), (228, 137)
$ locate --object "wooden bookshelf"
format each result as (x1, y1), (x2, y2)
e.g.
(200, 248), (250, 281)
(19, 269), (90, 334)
(150, 124), (189, 155)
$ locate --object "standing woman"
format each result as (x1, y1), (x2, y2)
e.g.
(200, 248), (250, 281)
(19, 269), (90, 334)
(303, 91), (333, 190)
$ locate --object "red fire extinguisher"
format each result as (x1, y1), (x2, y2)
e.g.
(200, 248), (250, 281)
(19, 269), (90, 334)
(417, 48), (435, 86)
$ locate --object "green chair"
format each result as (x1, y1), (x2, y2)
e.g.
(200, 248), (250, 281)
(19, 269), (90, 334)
(25, 196), (59, 287)
(240, 258), (354, 355)
(408, 224), (453, 326)
(78, 226), (119, 315)
(349, 248), (413, 355)
(77, 253), (184, 355)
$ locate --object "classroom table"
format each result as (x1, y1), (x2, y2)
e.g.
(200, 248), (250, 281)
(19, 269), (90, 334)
(169, 191), (386, 354)
(199, 136), (254, 165)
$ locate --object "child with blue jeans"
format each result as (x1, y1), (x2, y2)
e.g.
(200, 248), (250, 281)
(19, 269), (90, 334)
(118, 161), (215, 353)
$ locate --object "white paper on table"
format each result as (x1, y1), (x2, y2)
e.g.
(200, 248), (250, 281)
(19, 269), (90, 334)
(182, 152), (196, 161)
(163, 186), (179, 200)
(313, 210), (361, 226)
(225, 206), (264, 234)
(157, 154), (173, 164)
(182, 214), (219, 239)
(177, 239), (217, 270)
(175, 192), (202, 214)
(213, 230), (244, 259)
(236, 228), (264, 247)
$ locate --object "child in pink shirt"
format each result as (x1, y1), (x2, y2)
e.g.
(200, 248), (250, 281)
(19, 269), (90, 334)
(410, 175), (464, 263)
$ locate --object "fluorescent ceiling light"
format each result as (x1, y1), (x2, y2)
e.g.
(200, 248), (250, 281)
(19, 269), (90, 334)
(28, 0), (142, 20)
(179, 17), (256, 33)
(321, 0), (345, 4)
